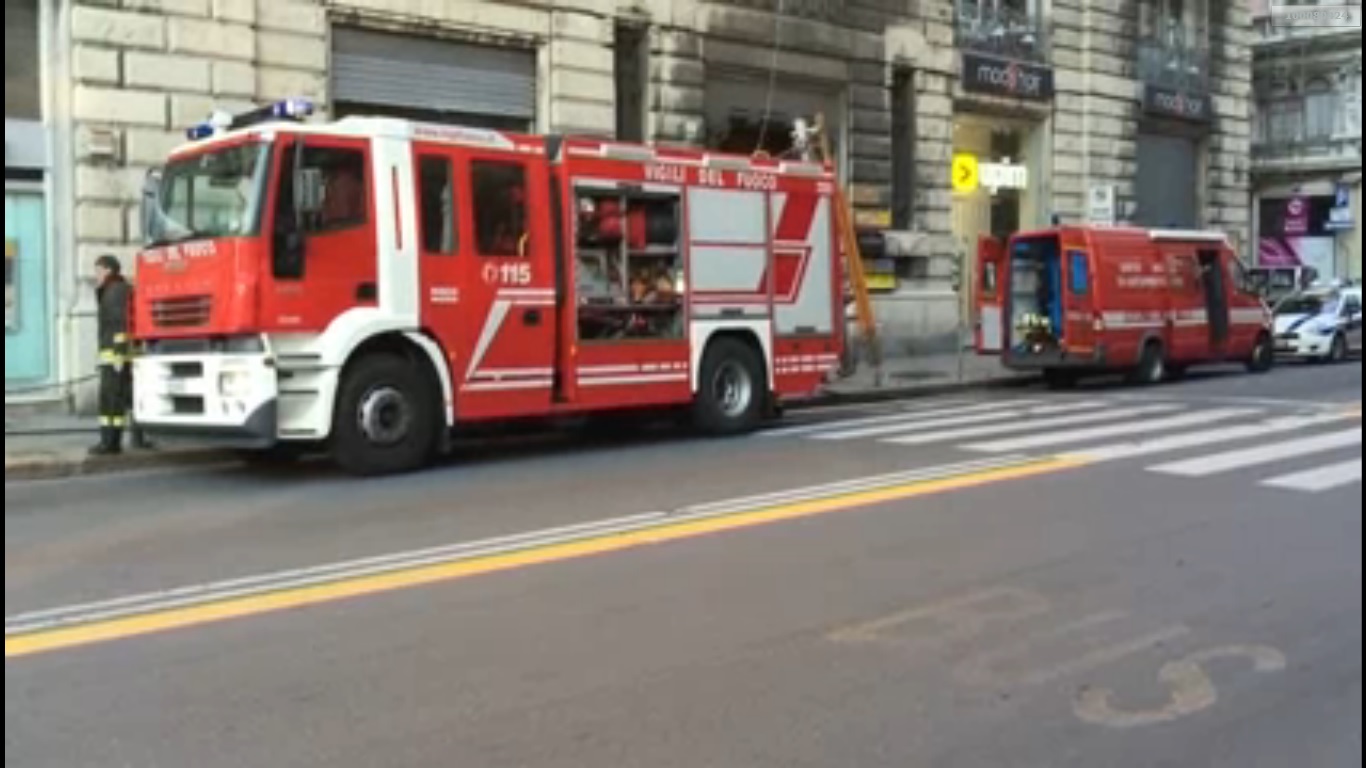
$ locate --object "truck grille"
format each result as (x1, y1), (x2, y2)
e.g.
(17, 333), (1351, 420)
(152, 296), (212, 328)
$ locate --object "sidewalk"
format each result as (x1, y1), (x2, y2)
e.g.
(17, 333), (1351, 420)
(814, 350), (1032, 404)
(5, 417), (230, 482)
(6, 353), (1030, 481)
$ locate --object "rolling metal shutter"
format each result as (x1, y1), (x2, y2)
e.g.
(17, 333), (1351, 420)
(1135, 133), (1199, 229)
(331, 28), (536, 122)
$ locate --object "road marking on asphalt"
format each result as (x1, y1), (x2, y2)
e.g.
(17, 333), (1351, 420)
(1262, 458), (1363, 493)
(810, 401), (1108, 441)
(1075, 645), (1287, 729)
(1148, 428), (1361, 477)
(882, 404), (1181, 447)
(5, 456), (1084, 659)
(963, 408), (1263, 453)
(1063, 412), (1355, 463)
(759, 399), (1041, 439)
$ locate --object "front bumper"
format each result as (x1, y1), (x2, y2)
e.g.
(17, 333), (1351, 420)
(132, 353), (279, 448)
(1274, 333), (1334, 359)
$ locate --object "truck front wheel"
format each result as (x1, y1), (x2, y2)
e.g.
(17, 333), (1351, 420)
(692, 338), (767, 436)
(331, 355), (437, 476)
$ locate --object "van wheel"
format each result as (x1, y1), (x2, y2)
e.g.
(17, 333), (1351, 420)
(331, 355), (437, 476)
(1246, 332), (1275, 374)
(1130, 341), (1166, 386)
(1043, 369), (1078, 390)
(693, 338), (767, 436)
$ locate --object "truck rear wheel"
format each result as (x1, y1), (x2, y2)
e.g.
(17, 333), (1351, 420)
(692, 338), (767, 436)
(331, 355), (437, 476)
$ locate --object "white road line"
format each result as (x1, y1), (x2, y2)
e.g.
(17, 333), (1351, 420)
(813, 401), (1111, 441)
(6, 456), (1047, 636)
(1068, 413), (1354, 463)
(1148, 429), (1362, 478)
(762, 399), (1045, 439)
(1262, 458), (1363, 493)
(678, 455), (1034, 517)
(963, 408), (1264, 453)
(883, 404), (1183, 447)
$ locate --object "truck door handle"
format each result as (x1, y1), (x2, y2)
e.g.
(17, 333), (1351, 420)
(523, 309), (542, 327)
(356, 282), (378, 302)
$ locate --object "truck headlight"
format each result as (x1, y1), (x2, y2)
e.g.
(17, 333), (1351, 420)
(218, 369), (253, 398)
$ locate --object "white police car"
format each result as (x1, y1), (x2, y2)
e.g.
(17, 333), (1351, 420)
(1273, 284), (1364, 363)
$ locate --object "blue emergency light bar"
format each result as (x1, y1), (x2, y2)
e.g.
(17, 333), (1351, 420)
(185, 98), (316, 141)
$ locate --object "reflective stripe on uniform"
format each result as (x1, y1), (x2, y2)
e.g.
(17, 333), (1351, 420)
(99, 416), (127, 427)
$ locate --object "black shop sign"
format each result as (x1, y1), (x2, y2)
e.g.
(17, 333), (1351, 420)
(1143, 84), (1211, 123)
(962, 53), (1054, 100)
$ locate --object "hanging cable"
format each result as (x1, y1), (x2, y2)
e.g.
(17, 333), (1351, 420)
(755, 0), (787, 155)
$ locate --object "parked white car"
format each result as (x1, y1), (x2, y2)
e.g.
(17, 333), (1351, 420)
(1273, 285), (1364, 363)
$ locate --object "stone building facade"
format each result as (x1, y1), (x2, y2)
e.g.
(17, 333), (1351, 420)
(1248, 2), (1361, 283)
(6, 0), (1253, 409)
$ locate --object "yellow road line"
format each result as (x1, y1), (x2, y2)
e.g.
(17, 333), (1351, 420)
(6, 457), (1083, 660)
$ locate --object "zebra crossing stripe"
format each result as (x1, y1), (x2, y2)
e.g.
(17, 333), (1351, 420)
(882, 404), (1182, 447)
(1262, 459), (1363, 493)
(812, 401), (1111, 441)
(962, 408), (1263, 453)
(762, 399), (1042, 439)
(1067, 412), (1355, 463)
(1148, 429), (1362, 478)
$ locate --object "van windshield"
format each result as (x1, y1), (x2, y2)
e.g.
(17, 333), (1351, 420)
(146, 143), (272, 246)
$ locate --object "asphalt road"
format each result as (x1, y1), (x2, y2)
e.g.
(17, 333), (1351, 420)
(6, 361), (1362, 767)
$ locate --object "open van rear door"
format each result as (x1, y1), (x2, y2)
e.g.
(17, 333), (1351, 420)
(975, 236), (1006, 354)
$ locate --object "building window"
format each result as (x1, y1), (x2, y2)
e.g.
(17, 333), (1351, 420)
(4, 0), (40, 121)
(1304, 89), (1337, 139)
(614, 23), (647, 143)
(891, 67), (915, 231)
(1259, 97), (1304, 144)
(472, 162), (529, 258)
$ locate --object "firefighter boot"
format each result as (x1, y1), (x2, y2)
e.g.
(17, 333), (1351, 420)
(89, 427), (124, 457)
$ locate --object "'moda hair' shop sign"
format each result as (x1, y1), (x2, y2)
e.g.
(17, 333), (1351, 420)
(962, 54), (1055, 100)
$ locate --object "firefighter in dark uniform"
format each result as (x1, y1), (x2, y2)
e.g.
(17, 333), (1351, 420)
(90, 255), (150, 455)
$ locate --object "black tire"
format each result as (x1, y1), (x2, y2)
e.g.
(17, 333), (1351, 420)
(1329, 334), (1348, 365)
(1246, 332), (1275, 374)
(1043, 368), (1079, 390)
(692, 338), (767, 436)
(1130, 341), (1166, 386)
(330, 355), (438, 476)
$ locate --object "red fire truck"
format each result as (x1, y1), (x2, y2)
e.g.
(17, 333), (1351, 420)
(974, 226), (1275, 387)
(130, 101), (844, 474)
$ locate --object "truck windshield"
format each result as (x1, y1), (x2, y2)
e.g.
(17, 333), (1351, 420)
(147, 143), (271, 246)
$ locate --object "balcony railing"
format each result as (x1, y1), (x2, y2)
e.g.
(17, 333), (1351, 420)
(955, 1), (1050, 64)
(1137, 38), (1211, 91)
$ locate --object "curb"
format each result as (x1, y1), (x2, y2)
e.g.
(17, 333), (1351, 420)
(4, 449), (236, 483)
(786, 373), (1039, 410)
